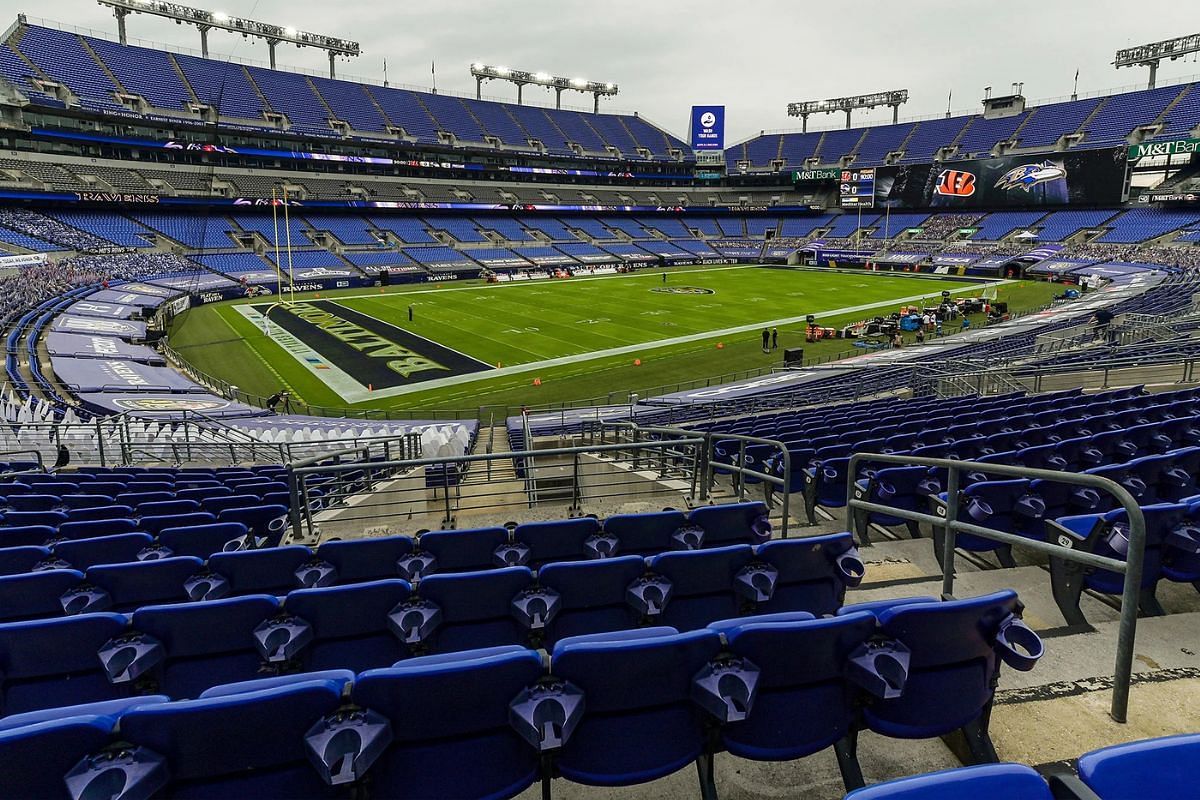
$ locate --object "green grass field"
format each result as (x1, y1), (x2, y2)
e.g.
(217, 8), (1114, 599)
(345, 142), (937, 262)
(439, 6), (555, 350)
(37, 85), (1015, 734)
(167, 266), (1060, 414)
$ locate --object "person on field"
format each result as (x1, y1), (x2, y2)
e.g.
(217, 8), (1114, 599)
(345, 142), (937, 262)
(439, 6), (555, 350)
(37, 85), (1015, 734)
(662, 272), (667, 284)
(761, 328), (770, 353)
(408, 305), (414, 322)
(771, 328), (779, 350)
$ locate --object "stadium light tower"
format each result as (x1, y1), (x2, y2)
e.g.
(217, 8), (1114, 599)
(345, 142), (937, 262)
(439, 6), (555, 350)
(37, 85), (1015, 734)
(1114, 33), (1200, 89)
(787, 90), (909, 132)
(470, 64), (618, 112)
(96, 0), (360, 77)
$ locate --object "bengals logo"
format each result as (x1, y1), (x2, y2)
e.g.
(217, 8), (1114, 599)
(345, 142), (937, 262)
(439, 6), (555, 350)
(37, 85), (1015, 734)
(934, 170), (977, 197)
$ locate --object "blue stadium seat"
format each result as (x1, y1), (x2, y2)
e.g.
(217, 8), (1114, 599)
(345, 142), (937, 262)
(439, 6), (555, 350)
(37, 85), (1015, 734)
(59, 508), (135, 528)
(52, 532), (155, 570)
(550, 627), (723, 788)
(603, 510), (688, 556)
(280, 579), (412, 672)
(157, 522), (250, 558)
(103, 679), (346, 797)
(138, 511), (216, 537)
(538, 555), (645, 645)
(125, 594), (280, 698)
(0, 569), (85, 621)
(205, 545), (320, 598)
(844, 763), (1053, 800)
(754, 534), (864, 616)
(0, 525), (57, 549)
(0, 545), (49, 575)
(1076, 733), (1200, 799)
(852, 591), (1043, 762)
(316, 535), (412, 584)
(715, 611), (880, 790)
(853, 466), (938, 543)
(687, 501), (772, 546)
(74, 556), (201, 614)
(646, 545), (755, 631)
(217, 504), (289, 548)
(0, 714), (117, 800)
(418, 527), (509, 574)
(0, 613), (129, 716)
(414, 566), (534, 653)
(352, 647), (544, 799)
(512, 517), (601, 567)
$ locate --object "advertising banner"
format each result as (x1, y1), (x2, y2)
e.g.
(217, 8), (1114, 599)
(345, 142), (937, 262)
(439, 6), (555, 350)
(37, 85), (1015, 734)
(689, 106), (726, 151)
(83, 289), (167, 309)
(872, 147), (1127, 208)
(65, 300), (139, 320)
(50, 315), (147, 340)
(0, 253), (48, 269)
(45, 332), (165, 364)
(51, 357), (205, 393)
(1128, 137), (1200, 160)
(76, 392), (269, 419)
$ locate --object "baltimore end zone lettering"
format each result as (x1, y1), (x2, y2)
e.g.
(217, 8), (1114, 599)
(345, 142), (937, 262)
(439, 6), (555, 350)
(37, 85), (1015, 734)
(284, 303), (448, 378)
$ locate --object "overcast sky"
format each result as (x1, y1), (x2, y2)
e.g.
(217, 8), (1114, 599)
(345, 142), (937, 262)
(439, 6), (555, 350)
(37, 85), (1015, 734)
(18, 0), (1200, 143)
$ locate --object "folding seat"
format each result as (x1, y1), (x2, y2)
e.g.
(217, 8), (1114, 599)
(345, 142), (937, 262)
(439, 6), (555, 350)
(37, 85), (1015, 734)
(53, 532), (155, 570)
(83, 678), (346, 797)
(114, 491), (175, 508)
(1045, 503), (1184, 625)
(803, 456), (851, 524)
(315, 535), (413, 584)
(603, 510), (688, 557)
(236, 482), (290, 499)
(712, 612), (880, 791)
(69, 556), (202, 615)
(1123, 452), (1194, 503)
(844, 763), (1054, 800)
(0, 612), (130, 716)
(217, 504), (289, 548)
(122, 481), (175, 494)
(1051, 436), (1102, 470)
(753, 534), (864, 616)
(0, 545), (49, 576)
(0, 569), (85, 622)
(136, 499), (201, 520)
(1029, 477), (1104, 522)
(1011, 442), (1067, 471)
(1158, 416), (1200, 448)
(0, 714), (119, 800)
(56, 517), (137, 540)
(511, 517), (601, 568)
(6, 494), (63, 512)
(119, 594), (281, 699)
(1088, 429), (1141, 463)
(27, 482), (79, 497)
(644, 544), (756, 631)
(277, 579), (413, 672)
(86, 481), (130, 497)
(976, 431), (1017, 457)
(58, 494), (115, 511)
(205, 546), (322, 599)
(550, 627), (723, 789)
(0, 524), (56, 548)
(350, 647), (543, 799)
(201, 493), (259, 515)
(1076, 733), (1200, 799)
(932, 479), (1044, 568)
(1083, 463), (1150, 506)
(0, 510), (67, 529)
(687, 501), (772, 547)
(537, 556), (646, 645)
(851, 466), (937, 543)
(156, 522), (248, 559)
(411, 566), (534, 653)
(138, 511), (217, 539)
(417, 527), (509, 574)
(854, 591), (1042, 762)
(62, 505), (135, 525)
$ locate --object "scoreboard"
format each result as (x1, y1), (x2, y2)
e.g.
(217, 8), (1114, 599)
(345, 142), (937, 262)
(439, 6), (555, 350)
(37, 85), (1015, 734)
(839, 168), (876, 208)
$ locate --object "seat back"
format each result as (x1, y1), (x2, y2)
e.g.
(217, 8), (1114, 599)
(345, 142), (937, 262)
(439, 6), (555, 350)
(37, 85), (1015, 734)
(603, 510), (687, 556)
(0, 613), (128, 716)
(0, 569), (85, 622)
(648, 544), (755, 631)
(0, 715), (115, 800)
(283, 579), (412, 672)
(687, 501), (771, 546)
(538, 556), (645, 645)
(1077, 733), (1200, 799)
(417, 567), (533, 653)
(513, 517), (601, 567)
(84, 557), (202, 613)
(353, 648), (544, 799)
(315, 535), (412, 584)
(755, 534), (863, 616)
(53, 532), (155, 570)
(208, 546), (313, 597)
(418, 527), (508, 573)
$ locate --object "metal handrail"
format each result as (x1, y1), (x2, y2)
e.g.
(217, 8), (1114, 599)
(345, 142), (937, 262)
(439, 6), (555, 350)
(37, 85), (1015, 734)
(844, 452), (1146, 723)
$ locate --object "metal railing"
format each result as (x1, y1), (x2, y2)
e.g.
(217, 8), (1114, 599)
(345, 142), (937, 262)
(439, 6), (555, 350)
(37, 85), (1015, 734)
(285, 436), (711, 541)
(602, 422), (794, 537)
(844, 453), (1146, 723)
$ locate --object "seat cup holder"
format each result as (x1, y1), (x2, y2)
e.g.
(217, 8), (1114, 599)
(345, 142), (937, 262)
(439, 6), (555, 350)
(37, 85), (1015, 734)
(304, 708), (394, 786)
(692, 657), (760, 723)
(509, 680), (585, 751)
(847, 639), (911, 699)
(995, 615), (1044, 672)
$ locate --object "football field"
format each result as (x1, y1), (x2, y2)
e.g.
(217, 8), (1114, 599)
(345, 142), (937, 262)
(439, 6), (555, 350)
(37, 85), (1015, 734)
(168, 266), (1056, 412)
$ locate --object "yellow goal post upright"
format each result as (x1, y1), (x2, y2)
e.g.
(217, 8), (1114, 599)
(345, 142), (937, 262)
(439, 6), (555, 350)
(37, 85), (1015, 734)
(262, 186), (299, 338)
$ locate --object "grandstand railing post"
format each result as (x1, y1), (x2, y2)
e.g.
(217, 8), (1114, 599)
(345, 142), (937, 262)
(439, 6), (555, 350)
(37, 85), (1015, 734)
(940, 465), (960, 598)
(1111, 500), (1147, 724)
(442, 464), (453, 528)
(570, 451), (581, 514)
(779, 447), (791, 538)
(95, 418), (106, 468)
(737, 440), (747, 501)
(286, 466), (304, 543)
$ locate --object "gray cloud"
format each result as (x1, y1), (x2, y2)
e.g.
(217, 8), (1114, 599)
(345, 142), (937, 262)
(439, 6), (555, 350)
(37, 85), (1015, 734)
(18, 0), (1200, 143)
